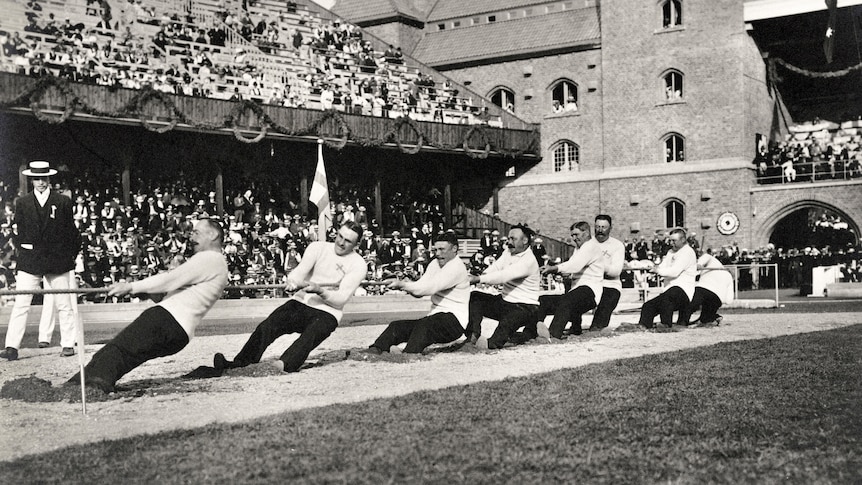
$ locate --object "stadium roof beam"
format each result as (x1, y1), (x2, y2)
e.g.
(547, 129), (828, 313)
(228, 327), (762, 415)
(744, 0), (862, 21)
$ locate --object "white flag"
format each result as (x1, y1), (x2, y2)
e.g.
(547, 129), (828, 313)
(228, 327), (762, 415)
(309, 140), (331, 241)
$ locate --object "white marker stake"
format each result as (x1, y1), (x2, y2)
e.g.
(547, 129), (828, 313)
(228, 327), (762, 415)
(69, 272), (87, 415)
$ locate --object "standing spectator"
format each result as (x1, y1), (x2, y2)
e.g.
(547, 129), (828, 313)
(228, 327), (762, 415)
(2, 162), (81, 361)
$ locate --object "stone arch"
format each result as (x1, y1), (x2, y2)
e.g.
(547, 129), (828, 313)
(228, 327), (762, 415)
(755, 199), (859, 248)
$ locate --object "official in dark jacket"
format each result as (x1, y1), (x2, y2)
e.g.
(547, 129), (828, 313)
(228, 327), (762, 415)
(1, 161), (81, 361)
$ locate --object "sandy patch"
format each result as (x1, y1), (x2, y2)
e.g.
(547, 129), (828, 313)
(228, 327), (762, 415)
(0, 312), (858, 461)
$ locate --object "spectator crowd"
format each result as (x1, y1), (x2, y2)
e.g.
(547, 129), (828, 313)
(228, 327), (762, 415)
(754, 122), (862, 184)
(1, 0), (494, 125)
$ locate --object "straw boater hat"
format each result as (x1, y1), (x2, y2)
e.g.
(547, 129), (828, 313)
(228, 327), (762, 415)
(22, 161), (57, 177)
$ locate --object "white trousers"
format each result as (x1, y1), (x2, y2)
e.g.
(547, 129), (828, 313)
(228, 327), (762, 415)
(4, 271), (76, 349)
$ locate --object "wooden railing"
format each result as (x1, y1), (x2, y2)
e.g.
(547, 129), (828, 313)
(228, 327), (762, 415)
(451, 206), (576, 262)
(0, 72), (540, 157)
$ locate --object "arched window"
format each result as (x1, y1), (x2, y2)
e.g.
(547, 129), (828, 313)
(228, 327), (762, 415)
(662, 0), (682, 28)
(550, 79), (578, 112)
(662, 70), (683, 100)
(663, 133), (685, 163)
(489, 87), (515, 113)
(552, 140), (579, 172)
(665, 199), (685, 228)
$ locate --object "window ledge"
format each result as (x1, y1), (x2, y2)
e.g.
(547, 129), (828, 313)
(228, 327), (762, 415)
(656, 99), (686, 107)
(545, 110), (581, 119)
(654, 25), (685, 35)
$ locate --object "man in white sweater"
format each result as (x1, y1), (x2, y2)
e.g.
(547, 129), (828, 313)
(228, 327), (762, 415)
(590, 214), (626, 330)
(637, 227), (697, 328)
(678, 249), (734, 326)
(215, 222), (367, 372)
(541, 221), (606, 339)
(465, 224), (541, 350)
(367, 232), (469, 354)
(68, 219), (229, 392)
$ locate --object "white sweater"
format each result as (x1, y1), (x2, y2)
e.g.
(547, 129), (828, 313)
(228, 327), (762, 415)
(130, 250), (229, 338)
(597, 237), (626, 291)
(403, 257), (470, 327)
(288, 241), (367, 322)
(656, 244), (697, 300)
(557, 238), (605, 305)
(478, 248), (540, 305)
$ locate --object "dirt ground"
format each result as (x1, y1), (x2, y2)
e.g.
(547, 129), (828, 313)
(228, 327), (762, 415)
(0, 312), (859, 462)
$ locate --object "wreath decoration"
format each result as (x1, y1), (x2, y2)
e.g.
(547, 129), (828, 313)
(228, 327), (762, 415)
(230, 100), (269, 144)
(132, 88), (180, 133)
(391, 116), (424, 155)
(316, 110), (350, 149)
(29, 77), (77, 124)
(462, 125), (491, 159)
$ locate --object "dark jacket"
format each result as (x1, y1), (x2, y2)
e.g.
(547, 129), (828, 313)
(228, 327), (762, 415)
(14, 191), (80, 275)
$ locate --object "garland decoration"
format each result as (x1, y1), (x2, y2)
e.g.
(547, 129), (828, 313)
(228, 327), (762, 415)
(462, 125), (491, 159)
(772, 57), (862, 78)
(0, 74), (540, 158)
(131, 87), (180, 133)
(29, 76), (77, 124)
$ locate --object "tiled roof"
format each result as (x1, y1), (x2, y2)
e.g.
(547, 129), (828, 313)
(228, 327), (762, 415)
(330, 0), (431, 23)
(426, 0), (556, 22)
(413, 8), (600, 66)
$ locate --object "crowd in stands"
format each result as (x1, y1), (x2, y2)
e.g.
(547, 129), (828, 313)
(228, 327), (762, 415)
(0, 168), (460, 304)
(0, 0), (495, 125)
(754, 121), (862, 184)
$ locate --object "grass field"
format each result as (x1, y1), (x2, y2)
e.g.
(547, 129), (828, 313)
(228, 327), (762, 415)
(1, 323), (860, 484)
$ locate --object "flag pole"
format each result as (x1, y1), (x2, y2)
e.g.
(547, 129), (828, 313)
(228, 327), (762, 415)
(312, 139), (331, 242)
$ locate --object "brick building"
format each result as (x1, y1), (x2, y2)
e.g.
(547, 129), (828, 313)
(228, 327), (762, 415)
(331, 0), (862, 250)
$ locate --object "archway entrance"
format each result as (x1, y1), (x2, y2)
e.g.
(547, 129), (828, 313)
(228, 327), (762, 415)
(767, 205), (858, 251)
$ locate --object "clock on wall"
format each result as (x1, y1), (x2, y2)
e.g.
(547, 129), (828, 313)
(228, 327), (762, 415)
(717, 212), (740, 235)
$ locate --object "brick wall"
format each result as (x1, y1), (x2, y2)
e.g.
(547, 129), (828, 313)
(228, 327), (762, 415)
(496, 167), (755, 248)
(599, 0), (764, 168)
(440, 49), (603, 173)
(750, 182), (862, 247)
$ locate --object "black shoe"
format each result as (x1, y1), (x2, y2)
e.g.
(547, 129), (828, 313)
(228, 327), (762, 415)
(0, 347), (18, 361)
(214, 352), (239, 370)
(84, 376), (114, 393)
(60, 347), (75, 357)
(38, 342), (50, 348)
(363, 346), (383, 355)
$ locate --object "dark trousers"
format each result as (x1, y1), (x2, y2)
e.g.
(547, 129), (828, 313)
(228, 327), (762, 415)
(371, 312), (464, 353)
(466, 292), (538, 349)
(71, 306), (189, 391)
(591, 288), (621, 330)
(678, 287), (722, 325)
(549, 286), (596, 338)
(234, 300), (338, 372)
(638, 286), (690, 328)
(517, 294), (562, 339)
